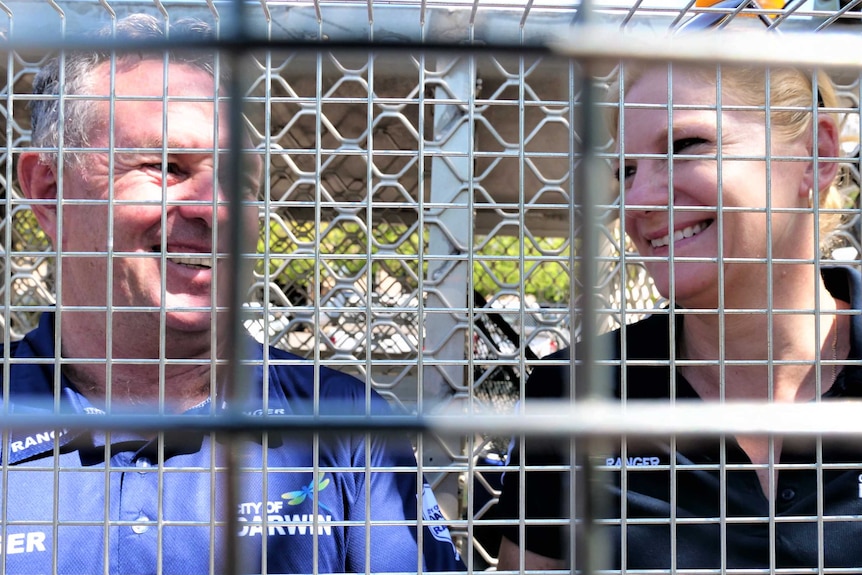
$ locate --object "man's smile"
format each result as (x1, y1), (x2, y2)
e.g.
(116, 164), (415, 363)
(150, 247), (214, 270)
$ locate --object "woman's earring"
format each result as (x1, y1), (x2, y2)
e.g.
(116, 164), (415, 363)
(809, 188), (814, 208)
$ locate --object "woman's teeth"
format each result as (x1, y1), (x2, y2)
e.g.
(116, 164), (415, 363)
(650, 221), (711, 248)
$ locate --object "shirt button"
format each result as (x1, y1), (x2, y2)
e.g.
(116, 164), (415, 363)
(780, 488), (796, 501)
(136, 459), (151, 474)
(131, 515), (150, 534)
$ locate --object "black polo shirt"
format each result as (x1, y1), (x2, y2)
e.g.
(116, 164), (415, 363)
(496, 266), (862, 570)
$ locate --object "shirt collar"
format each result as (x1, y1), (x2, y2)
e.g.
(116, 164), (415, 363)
(619, 266), (862, 400)
(1, 313), (273, 462)
(822, 266), (862, 397)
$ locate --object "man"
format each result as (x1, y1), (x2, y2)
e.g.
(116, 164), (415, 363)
(10, 13), (462, 574)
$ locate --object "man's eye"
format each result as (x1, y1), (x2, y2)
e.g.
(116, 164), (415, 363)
(242, 180), (260, 199)
(672, 137), (707, 155)
(144, 162), (181, 175)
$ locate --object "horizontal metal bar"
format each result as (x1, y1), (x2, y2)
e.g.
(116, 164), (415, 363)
(5, 400), (862, 437)
(551, 24), (862, 69)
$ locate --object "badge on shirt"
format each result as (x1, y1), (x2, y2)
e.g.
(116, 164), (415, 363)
(420, 483), (461, 562)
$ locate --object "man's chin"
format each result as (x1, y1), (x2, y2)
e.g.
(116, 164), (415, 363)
(163, 309), (217, 333)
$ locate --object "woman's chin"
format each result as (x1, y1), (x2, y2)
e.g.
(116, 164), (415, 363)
(648, 262), (720, 306)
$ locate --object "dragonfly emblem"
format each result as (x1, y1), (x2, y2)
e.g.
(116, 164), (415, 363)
(282, 472), (333, 514)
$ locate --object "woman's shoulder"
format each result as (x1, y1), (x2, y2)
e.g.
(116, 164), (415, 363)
(574, 311), (673, 360)
(525, 312), (673, 399)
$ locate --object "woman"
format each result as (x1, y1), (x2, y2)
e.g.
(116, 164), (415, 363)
(495, 62), (860, 571)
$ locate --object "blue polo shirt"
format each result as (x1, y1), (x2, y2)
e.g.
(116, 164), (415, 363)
(0, 312), (463, 574)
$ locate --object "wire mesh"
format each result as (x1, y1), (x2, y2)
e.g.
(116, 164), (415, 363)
(1, 0), (861, 574)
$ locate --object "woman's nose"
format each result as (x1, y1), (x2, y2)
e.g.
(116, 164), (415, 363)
(622, 162), (671, 214)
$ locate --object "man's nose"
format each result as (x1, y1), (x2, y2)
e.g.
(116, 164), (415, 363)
(174, 171), (228, 228)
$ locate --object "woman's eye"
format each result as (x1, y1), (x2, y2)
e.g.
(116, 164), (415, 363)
(672, 137), (707, 155)
(614, 165), (636, 182)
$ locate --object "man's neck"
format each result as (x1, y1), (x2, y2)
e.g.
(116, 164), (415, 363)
(58, 313), (217, 413)
(62, 361), (215, 413)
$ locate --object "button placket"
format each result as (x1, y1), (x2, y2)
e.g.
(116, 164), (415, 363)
(119, 457), (159, 536)
(117, 454), (161, 573)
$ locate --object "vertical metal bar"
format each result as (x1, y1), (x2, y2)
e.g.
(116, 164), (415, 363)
(763, 66), (778, 575)
(423, 32), (473, 520)
(155, 11), (172, 574)
(415, 1), (430, 566)
(615, 63), (628, 574)
(48, 4), (65, 574)
(220, 0), (254, 572)
(513, 14), (531, 575)
(312, 6), (324, 573)
(715, 64), (728, 575)
(258, 4), (274, 573)
(100, 7), (118, 572)
(578, 67), (612, 575)
(363, 6), (376, 574)
(575, 1), (612, 573)
(810, 68), (825, 575)
(657, 61), (679, 575)
(0, 2), (11, 573)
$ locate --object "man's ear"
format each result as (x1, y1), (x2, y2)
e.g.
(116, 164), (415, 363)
(802, 113), (841, 196)
(17, 152), (59, 244)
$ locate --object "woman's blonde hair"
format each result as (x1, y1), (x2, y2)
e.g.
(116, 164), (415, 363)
(606, 64), (849, 249)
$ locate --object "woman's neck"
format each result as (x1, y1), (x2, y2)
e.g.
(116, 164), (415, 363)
(678, 273), (849, 402)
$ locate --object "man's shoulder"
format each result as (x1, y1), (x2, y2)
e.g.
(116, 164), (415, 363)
(3, 319), (53, 360)
(0, 339), (24, 358)
(261, 345), (391, 413)
(0, 318), (59, 398)
(263, 346), (366, 389)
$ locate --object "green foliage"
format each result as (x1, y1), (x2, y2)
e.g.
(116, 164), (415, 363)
(259, 219), (571, 305)
(12, 209), (50, 251)
(472, 235), (571, 304)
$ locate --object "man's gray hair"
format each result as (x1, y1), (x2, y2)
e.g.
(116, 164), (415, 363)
(29, 13), (225, 166)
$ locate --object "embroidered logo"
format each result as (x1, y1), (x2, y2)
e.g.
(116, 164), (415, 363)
(237, 472), (334, 537)
(282, 472), (333, 515)
(9, 430), (67, 454)
(420, 484), (461, 562)
(604, 455), (662, 467)
(0, 531), (47, 555)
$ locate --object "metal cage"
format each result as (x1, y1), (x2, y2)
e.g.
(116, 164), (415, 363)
(2, 0), (862, 573)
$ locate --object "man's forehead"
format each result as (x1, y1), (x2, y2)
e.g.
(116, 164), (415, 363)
(90, 57), (220, 98)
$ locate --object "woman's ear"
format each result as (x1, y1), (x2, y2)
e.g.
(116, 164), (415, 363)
(802, 113), (841, 195)
(17, 152), (59, 245)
